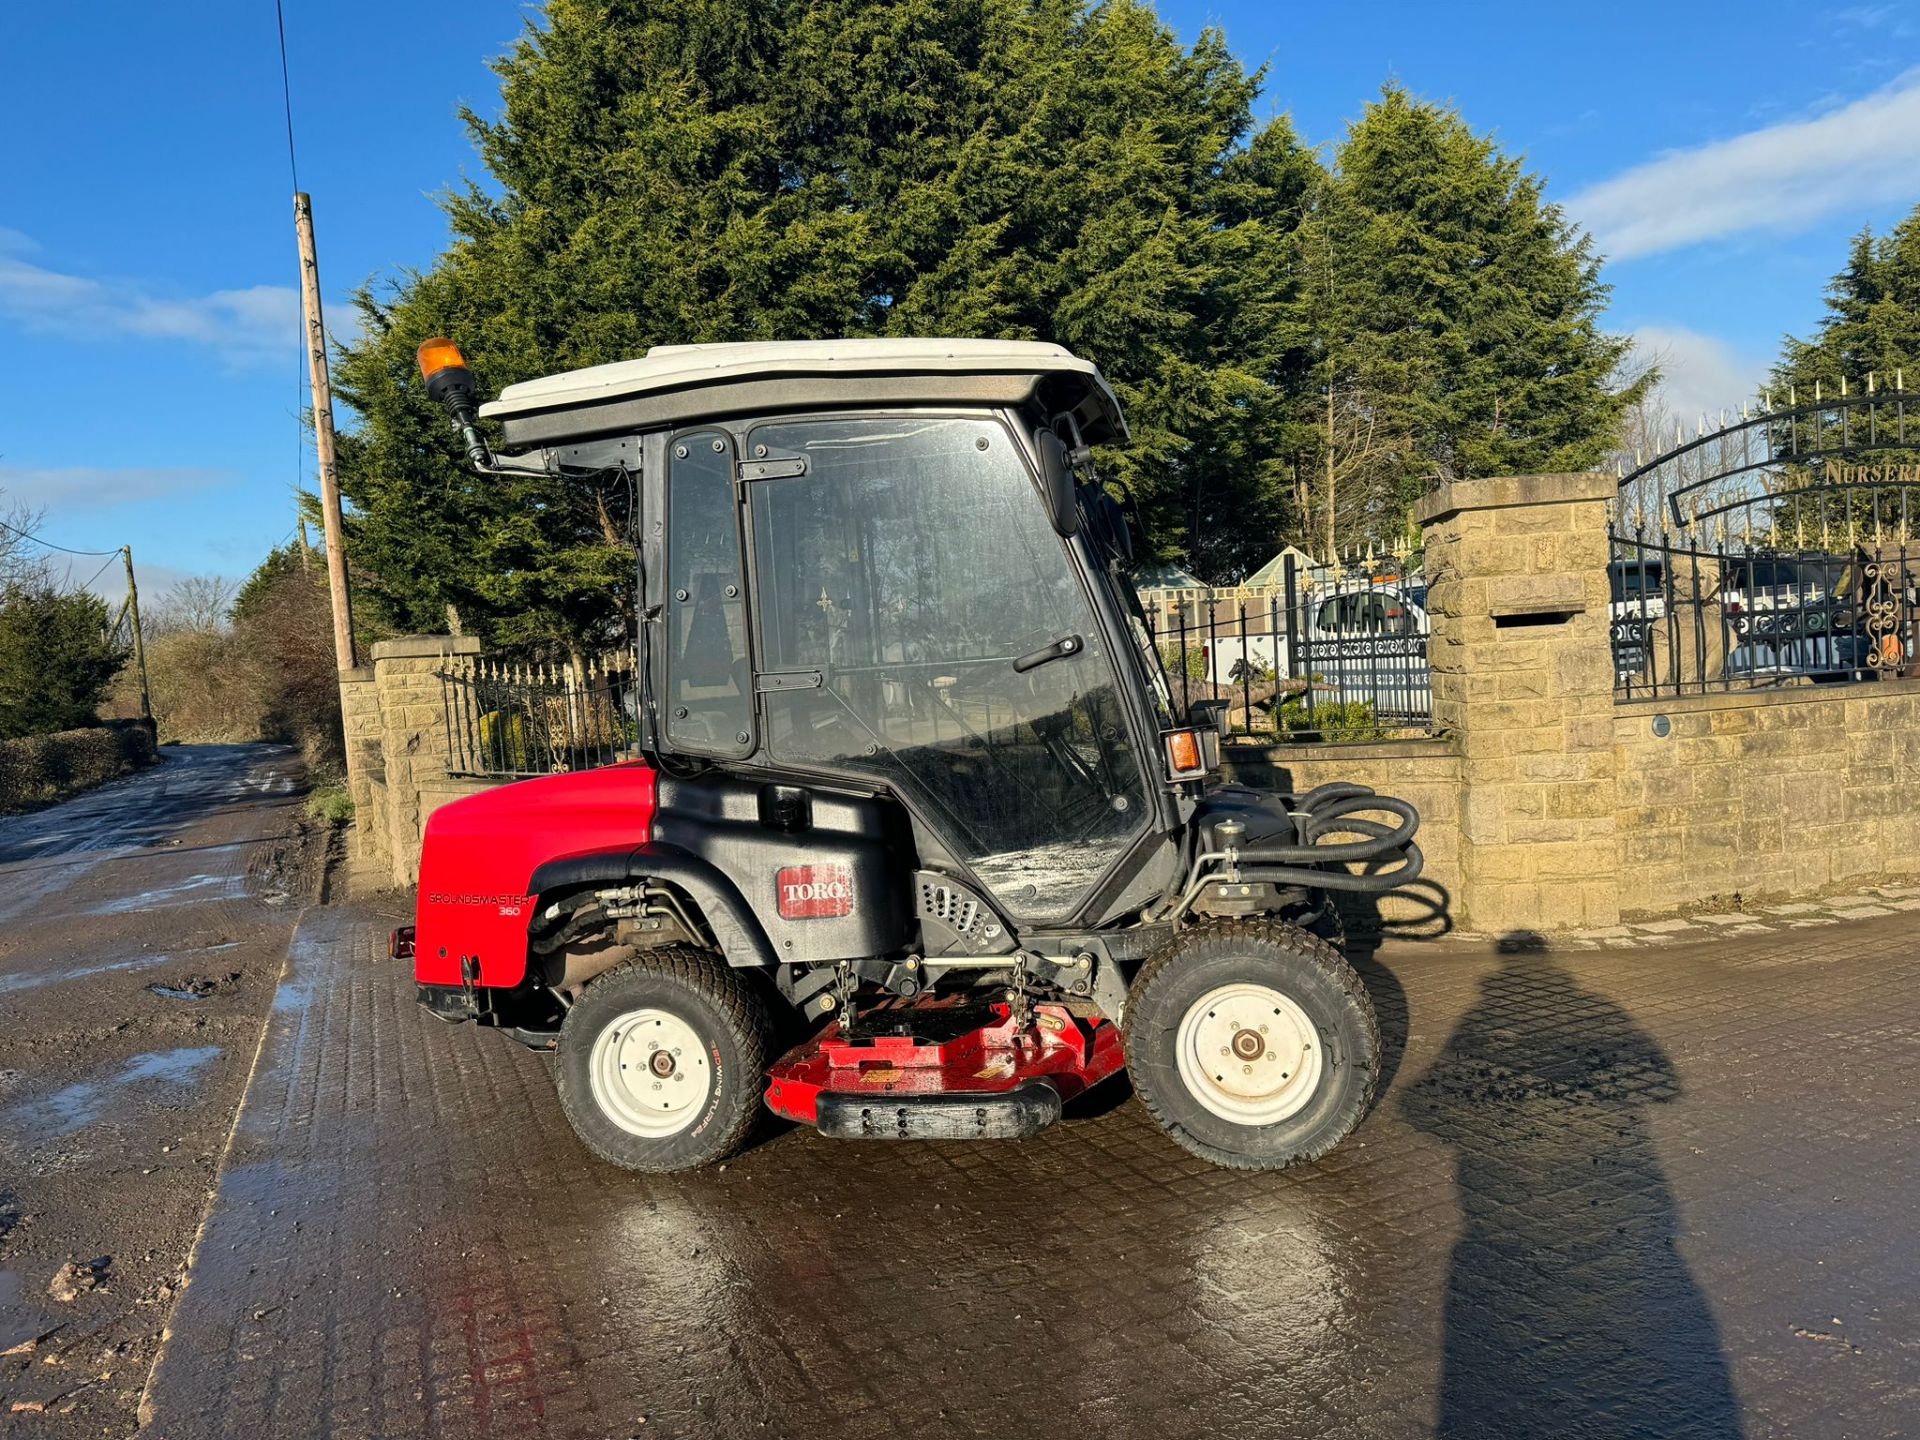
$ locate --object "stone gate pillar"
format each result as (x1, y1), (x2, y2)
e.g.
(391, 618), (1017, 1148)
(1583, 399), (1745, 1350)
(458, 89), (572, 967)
(337, 665), (388, 882)
(371, 634), (481, 888)
(1413, 473), (1621, 934)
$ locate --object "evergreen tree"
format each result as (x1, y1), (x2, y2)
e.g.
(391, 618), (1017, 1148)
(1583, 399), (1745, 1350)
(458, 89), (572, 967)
(335, 0), (1318, 639)
(1774, 205), (1920, 391)
(0, 583), (127, 739)
(1299, 88), (1639, 552)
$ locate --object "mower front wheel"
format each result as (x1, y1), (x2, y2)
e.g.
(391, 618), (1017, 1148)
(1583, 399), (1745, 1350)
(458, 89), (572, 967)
(555, 948), (772, 1173)
(1125, 920), (1379, 1170)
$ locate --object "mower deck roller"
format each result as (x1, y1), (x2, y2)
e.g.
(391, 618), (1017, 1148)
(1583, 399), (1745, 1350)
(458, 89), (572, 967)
(403, 337), (1421, 1173)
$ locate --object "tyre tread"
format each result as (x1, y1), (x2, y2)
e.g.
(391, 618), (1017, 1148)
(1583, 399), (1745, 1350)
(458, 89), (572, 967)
(1125, 918), (1379, 1170)
(556, 946), (772, 1172)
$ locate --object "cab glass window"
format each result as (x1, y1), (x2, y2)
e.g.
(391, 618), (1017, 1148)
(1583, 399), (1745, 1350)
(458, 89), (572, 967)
(665, 430), (752, 755)
(747, 415), (1148, 921)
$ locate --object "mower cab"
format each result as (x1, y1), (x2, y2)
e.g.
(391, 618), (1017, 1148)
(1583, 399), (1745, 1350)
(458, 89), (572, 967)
(405, 337), (1421, 1172)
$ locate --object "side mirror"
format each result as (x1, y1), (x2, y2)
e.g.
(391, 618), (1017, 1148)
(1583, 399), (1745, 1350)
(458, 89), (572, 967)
(1033, 430), (1080, 538)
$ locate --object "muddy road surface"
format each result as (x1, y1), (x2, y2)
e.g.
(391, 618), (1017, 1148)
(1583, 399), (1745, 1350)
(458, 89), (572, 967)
(0, 745), (325, 1433)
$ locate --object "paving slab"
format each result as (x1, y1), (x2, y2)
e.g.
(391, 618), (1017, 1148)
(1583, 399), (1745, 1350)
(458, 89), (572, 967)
(142, 906), (1920, 1440)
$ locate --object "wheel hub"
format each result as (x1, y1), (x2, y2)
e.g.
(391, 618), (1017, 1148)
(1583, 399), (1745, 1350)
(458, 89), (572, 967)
(1174, 982), (1324, 1125)
(589, 1008), (712, 1138)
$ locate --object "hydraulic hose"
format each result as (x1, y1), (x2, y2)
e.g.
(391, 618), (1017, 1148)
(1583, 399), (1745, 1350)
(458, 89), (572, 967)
(1232, 785), (1421, 866)
(1164, 782), (1424, 919)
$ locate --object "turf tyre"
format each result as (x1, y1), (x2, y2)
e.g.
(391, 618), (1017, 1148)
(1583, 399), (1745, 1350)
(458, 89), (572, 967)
(1125, 919), (1379, 1170)
(556, 947), (771, 1173)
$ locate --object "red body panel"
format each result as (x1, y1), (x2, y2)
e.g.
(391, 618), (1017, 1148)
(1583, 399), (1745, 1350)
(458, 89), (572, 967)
(413, 762), (657, 988)
(763, 1001), (1126, 1124)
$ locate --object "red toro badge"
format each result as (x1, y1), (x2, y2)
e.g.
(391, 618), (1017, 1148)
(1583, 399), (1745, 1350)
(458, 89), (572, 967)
(777, 864), (854, 919)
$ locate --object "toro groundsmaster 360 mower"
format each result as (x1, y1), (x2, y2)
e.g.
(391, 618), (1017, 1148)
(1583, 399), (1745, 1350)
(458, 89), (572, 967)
(397, 337), (1421, 1172)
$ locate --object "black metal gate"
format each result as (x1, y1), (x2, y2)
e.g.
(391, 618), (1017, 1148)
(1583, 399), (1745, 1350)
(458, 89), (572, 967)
(1611, 383), (1920, 697)
(1142, 553), (1431, 740)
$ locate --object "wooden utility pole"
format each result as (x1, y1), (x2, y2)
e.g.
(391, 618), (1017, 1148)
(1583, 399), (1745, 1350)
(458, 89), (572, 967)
(293, 191), (357, 671)
(122, 546), (152, 721)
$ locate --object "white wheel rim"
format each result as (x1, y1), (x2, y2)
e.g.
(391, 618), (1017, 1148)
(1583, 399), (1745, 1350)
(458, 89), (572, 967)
(588, 1007), (713, 1138)
(1174, 982), (1324, 1125)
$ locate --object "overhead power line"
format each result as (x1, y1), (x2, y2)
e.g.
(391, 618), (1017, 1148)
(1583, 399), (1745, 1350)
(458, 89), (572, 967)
(0, 512), (122, 559)
(274, 0), (301, 192)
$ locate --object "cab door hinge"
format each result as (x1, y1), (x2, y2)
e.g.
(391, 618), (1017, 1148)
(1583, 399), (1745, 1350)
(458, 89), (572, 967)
(738, 457), (808, 481)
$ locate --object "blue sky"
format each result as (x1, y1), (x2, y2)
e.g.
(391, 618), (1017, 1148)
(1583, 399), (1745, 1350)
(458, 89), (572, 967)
(2, 0), (1917, 595)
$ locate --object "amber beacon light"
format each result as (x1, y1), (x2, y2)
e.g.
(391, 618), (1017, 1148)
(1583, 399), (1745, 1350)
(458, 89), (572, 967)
(416, 337), (494, 469)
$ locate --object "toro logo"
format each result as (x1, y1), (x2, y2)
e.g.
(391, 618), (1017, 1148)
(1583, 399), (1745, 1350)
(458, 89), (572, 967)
(777, 864), (854, 920)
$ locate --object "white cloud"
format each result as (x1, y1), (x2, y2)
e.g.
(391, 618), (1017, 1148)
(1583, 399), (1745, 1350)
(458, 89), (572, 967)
(1569, 70), (1920, 260)
(1630, 326), (1771, 424)
(0, 464), (231, 509)
(0, 227), (319, 367)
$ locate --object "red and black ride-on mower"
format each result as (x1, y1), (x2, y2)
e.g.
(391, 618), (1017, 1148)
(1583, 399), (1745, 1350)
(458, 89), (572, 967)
(397, 337), (1421, 1172)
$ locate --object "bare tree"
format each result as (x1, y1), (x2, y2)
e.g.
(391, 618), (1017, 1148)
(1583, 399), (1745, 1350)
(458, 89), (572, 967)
(0, 493), (50, 589)
(148, 576), (237, 636)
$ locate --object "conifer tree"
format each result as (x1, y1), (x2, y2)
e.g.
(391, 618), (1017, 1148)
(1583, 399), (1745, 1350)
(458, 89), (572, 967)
(1299, 88), (1638, 552)
(1775, 206), (1920, 391)
(334, 0), (1316, 643)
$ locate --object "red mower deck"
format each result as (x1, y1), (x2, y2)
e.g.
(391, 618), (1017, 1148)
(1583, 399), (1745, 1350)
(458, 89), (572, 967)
(764, 999), (1126, 1140)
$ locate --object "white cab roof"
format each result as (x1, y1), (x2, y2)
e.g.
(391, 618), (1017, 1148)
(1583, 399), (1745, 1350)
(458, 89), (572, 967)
(481, 337), (1123, 430)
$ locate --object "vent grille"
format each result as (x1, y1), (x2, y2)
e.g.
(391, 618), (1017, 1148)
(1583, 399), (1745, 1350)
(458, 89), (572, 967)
(920, 880), (985, 938)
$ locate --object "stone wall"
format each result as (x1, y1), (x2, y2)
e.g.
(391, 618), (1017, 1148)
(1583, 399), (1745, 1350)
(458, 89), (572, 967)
(1615, 679), (1920, 915)
(1224, 471), (1920, 938)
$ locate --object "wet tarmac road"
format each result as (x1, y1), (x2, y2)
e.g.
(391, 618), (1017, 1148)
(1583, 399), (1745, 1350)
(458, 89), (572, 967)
(138, 893), (1920, 1440)
(0, 744), (322, 1432)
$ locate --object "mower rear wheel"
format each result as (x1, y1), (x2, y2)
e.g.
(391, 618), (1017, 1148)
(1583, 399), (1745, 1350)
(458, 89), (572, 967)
(555, 947), (771, 1173)
(1124, 919), (1379, 1170)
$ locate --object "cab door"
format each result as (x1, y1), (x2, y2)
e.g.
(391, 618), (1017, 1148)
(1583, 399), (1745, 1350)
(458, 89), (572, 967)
(743, 413), (1151, 923)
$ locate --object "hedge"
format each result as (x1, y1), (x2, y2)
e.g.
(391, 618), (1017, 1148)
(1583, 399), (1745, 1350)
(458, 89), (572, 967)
(0, 719), (159, 814)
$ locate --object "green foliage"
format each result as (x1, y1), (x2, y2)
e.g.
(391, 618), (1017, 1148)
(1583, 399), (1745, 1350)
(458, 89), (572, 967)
(1297, 88), (1641, 551)
(1158, 641), (1207, 681)
(1774, 205), (1920, 391)
(1276, 696), (1388, 741)
(336, 9), (1638, 645)
(0, 582), (128, 740)
(304, 785), (355, 826)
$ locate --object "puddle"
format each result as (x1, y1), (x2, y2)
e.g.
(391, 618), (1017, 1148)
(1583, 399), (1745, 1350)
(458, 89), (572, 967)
(0, 952), (173, 996)
(0, 942), (238, 997)
(148, 970), (240, 1002)
(7, 1046), (221, 1139)
(92, 873), (241, 915)
(0, 1268), (41, 1352)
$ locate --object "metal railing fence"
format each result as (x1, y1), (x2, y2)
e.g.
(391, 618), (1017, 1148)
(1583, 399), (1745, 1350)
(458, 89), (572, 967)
(441, 654), (641, 777)
(1610, 536), (1917, 698)
(1142, 554), (1431, 741)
